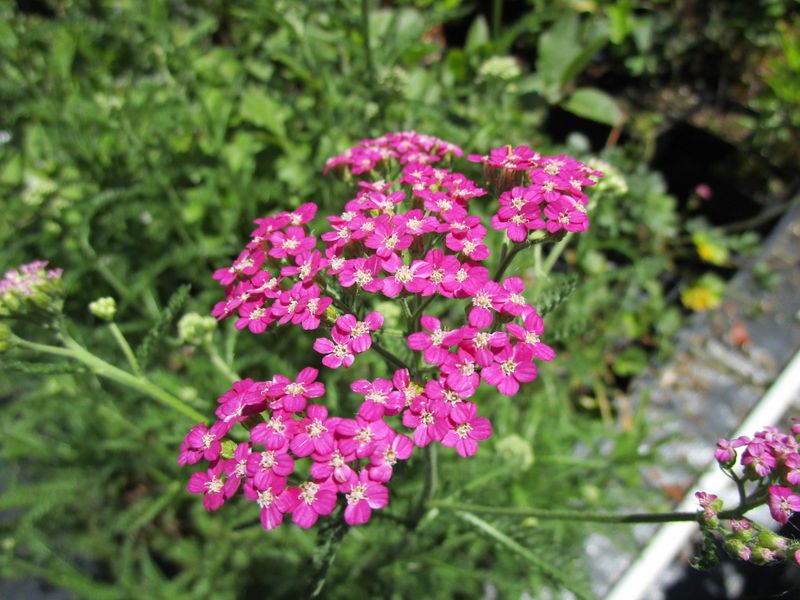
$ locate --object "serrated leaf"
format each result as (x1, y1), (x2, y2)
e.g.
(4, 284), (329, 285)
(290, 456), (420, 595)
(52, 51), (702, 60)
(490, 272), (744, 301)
(562, 87), (623, 126)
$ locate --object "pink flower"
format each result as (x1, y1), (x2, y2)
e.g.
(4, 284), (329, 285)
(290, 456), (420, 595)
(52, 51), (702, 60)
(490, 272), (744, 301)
(269, 226), (316, 259)
(215, 381), (267, 425)
(280, 250), (327, 282)
(368, 432), (414, 482)
(223, 442), (253, 497)
(250, 411), (298, 450)
(505, 307), (556, 361)
(713, 436), (749, 464)
(402, 397), (448, 447)
(468, 145), (540, 171)
(418, 249), (461, 297)
(290, 405), (337, 457)
(337, 416), (392, 458)
(365, 220), (412, 260)
(236, 301), (273, 334)
(343, 470), (389, 525)
(441, 402), (492, 457)
(269, 367), (326, 413)
(467, 281), (508, 328)
(338, 256), (383, 294)
(447, 228), (490, 262)
(283, 481), (338, 528)
(213, 249), (265, 286)
(544, 197), (588, 233)
(742, 441), (776, 477)
(423, 378), (474, 420)
(334, 312), (384, 353)
(352, 378), (404, 421)
(498, 277), (530, 317)
(286, 202), (318, 227)
(313, 327), (356, 369)
(452, 263), (489, 298)
(768, 485), (800, 524)
(246, 447), (295, 481)
(786, 453), (800, 485)
(460, 328), (509, 367)
(382, 260), (432, 298)
(180, 421), (231, 465)
(187, 461), (230, 512)
(396, 209), (439, 237)
(481, 343), (537, 396)
(492, 203), (545, 242)
(243, 472), (292, 531)
(393, 368), (424, 407)
(310, 446), (355, 484)
(440, 348), (480, 392)
(408, 315), (461, 365)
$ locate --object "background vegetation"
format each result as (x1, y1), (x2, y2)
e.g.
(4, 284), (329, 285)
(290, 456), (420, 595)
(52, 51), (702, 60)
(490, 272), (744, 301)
(1, 1), (797, 598)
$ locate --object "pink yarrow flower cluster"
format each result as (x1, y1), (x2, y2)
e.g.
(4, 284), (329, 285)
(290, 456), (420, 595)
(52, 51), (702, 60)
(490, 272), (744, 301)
(694, 420), (800, 566)
(470, 147), (603, 242)
(183, 133), (597, 533)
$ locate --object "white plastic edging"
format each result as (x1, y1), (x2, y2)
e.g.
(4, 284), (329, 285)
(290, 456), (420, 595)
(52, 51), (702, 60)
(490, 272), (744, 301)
(605, 347), (800, 600)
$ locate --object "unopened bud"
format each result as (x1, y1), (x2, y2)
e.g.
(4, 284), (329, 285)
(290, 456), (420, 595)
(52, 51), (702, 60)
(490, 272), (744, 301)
(89, 297), (117, 321)
(178, 312), (216, 346)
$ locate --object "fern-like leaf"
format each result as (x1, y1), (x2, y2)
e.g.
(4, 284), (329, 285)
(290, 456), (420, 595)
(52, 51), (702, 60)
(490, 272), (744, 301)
(135, 284), (191, 369)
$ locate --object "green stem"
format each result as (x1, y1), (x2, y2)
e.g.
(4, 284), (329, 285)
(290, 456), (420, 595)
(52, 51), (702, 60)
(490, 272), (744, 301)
(540, 231), (574, 276)
(13, 335), (206, 423)
(492, 0), (503, 41)
(108, 322), (142, 376)
(431, 498), (767, 524)
(361, 0), (375, 82)
(492, 242), (526, 280)
(371, 340), (410, 372)
(410, 294), (436, 325)
(431, 500), (699, 524)
(204, 341), (240, 382)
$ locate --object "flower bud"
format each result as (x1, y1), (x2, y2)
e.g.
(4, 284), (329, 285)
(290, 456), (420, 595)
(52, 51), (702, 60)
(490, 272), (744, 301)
(723, 538), (751, 562)
(495, 434), (534, 472)
(178, 312), (216, 346)
(750, 546), (780, 565)
(89, 297), (117, 321)
(756, 530), (787, 552)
